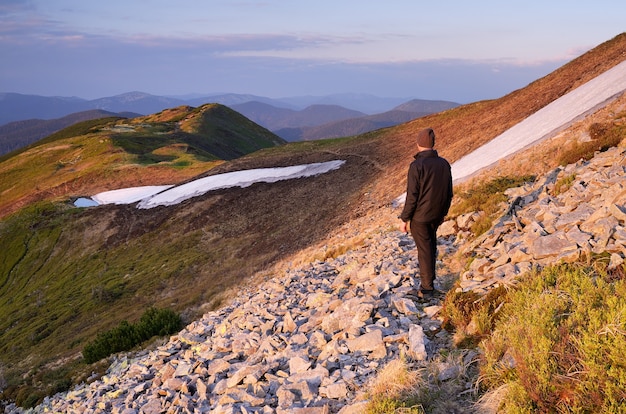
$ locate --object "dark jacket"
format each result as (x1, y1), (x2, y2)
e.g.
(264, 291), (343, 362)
(400, 149), (453, 224)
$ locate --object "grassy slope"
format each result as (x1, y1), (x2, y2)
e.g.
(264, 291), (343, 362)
(0, 33), (625, 402)
(0, 104), (285, 219)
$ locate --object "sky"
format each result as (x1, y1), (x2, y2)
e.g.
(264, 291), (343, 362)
(1, 1), (625, 103)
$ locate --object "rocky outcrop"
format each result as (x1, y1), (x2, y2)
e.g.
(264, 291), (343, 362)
(448, 145), (626, 294)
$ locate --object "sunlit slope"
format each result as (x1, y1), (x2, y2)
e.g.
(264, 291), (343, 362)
(366, 32), (626, 204)
(0, 104), (286, 218)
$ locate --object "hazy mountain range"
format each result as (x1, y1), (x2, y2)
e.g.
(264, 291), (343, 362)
(0, 91), (454, 126)
(0, 92), (459, 155)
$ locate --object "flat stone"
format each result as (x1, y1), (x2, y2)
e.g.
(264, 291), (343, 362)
(345, 330), (385, 359)
(531, 231), (578, 259)
(391, 297), (419, 315)
(408, 324), (428, 361)
(289, 356), (312, 374)
(138, 399), (162, 414)
(322, 381), (349, 399)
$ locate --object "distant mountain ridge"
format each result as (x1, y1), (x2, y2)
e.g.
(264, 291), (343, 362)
(0, 93), (459, 154)
(230, 101), (367, 131)
(275, 109), (427, 141)
(0, 91), (459, 126)
(274, 99), (459, 141)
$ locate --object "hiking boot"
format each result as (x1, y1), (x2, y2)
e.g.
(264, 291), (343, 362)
(418, 289), (443, 300)
(417, 289), (433, 299)
(405, 288), (421, 297)
(406, 288), (440, 301)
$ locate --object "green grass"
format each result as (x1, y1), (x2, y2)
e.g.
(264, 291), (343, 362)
(449, 175), (536, 237)
(478, 262), (626, 413)
(179, 104), (286, 159)
(0, 202), (226, 403)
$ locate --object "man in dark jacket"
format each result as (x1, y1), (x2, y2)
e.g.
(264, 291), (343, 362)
(400, 128), (453, 299)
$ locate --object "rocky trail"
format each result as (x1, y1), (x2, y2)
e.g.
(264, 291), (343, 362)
(12, 226), (470, 414)
(8, 143), (626, 414)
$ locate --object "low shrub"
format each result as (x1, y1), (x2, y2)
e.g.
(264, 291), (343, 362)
(449, 175), (536, 237)
(365, 358), (424, 414)
(552, 173), (576, 196)
(365, 351), (479, 413)
(557, 121), (625, 166)
(14, 386), (45, 409)
(83, 307), (182, 364)
(441, 285), (509, 348)
(479, 263), (626, 412)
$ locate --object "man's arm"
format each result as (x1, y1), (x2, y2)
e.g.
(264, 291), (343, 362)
(400, 163), (419, 223)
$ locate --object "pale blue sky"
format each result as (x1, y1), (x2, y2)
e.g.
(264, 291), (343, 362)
(1, 0), (624, 102)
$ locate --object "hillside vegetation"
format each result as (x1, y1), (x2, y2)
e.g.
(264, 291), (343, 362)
(0, 110), (137, 157)
(0, 103), (285, 219)
(0, 33), (625, 408)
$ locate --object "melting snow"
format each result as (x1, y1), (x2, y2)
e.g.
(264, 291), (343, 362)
(74, 160), (345, 209)
(137, 160), (345, 209)
(394, 59), (626, 206)
(93, 185), (174, 205)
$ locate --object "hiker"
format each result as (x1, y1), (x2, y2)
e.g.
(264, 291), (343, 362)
(399, 127), (453, 299)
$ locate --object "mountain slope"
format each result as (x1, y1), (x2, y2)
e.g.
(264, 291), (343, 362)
(275, 109), (429, 141)
(0, 32), (624, 407)
(231, 101), (366, 130)
(0, 109), (140, 157)
(0, 103), (285, 219)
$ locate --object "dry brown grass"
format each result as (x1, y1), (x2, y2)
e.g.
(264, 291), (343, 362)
(370, 359), (424, 401)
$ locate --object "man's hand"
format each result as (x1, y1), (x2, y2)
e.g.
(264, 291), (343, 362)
(401, 220), (409, 234)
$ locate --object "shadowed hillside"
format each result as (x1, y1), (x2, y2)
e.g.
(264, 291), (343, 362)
(0, 32), (625, 407)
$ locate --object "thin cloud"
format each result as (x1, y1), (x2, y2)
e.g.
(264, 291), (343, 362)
(0, 0), (34, 15)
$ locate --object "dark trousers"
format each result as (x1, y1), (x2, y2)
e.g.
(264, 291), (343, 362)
(410, 220), (439, 291)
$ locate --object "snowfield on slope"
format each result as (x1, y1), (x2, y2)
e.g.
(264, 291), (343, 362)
(450, 59), (626, 182)
(75, 160), (345, 208)
(393, 58), (626, 206)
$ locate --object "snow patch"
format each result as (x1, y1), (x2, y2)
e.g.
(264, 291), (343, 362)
(137, 160), (345, 209)
(394, 60), (626, 205)
(73, 160), (345, 208)
(92, 185), (175, 205)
